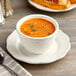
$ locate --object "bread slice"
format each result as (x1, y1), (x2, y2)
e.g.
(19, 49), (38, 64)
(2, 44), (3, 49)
(70, 0), (76, 4)
(32, 0), (71, 10)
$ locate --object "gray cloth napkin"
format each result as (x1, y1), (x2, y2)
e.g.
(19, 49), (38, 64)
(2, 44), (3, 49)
(0, 48), (32, 76)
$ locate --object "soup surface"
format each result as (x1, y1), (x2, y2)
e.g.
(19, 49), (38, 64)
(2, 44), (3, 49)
(20, 18), (55, 37)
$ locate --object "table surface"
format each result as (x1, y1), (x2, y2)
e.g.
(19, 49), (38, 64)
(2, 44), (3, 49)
(0, 0), (76, 76)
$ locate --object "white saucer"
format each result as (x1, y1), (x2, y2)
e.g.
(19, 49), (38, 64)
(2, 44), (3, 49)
(28, 0), (76, 12)
(7, 30), (71, 64)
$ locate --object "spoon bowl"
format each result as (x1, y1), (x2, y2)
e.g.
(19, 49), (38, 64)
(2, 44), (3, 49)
(0, 48), (18, 76)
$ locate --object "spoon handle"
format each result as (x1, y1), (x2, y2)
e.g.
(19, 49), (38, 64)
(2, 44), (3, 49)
(3, 64), (18, 76)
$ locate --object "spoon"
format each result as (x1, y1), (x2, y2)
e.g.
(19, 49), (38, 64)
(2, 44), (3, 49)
(0, 51), (18, 76)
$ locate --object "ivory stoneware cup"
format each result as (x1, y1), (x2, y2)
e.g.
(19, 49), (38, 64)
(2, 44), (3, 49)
(16, 14), (59, 54)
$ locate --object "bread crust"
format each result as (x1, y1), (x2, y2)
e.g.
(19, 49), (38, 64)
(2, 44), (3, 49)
(32, 0), (71, 10)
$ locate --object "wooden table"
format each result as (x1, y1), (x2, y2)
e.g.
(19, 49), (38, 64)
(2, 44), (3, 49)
(0, 0), (76, 76)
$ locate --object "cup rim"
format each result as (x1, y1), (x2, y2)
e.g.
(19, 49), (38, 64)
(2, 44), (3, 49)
(16, 14), (59, 39)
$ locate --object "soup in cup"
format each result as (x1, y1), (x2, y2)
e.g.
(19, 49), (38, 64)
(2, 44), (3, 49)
(16, 14), (59, 54)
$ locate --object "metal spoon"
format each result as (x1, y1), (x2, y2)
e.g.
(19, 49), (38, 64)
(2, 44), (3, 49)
(0, 51), (18, 76)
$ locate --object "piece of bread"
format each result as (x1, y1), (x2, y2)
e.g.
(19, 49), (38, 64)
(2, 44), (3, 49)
(32, 0), (71, 10)
(70, 0), (76, 4)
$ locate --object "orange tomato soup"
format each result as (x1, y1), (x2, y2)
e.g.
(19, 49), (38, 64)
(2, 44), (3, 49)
(20, 18), (55, 37)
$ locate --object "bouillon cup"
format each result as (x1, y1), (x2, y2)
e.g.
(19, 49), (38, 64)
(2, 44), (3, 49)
(16, 14), (59, 54)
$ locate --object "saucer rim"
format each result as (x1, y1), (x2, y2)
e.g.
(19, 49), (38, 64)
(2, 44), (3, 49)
(6, 29), (71, 64)
(28, 0), (76, 12)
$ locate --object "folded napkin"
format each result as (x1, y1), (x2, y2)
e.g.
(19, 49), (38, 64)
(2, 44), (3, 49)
(0, 48), (32, 76)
